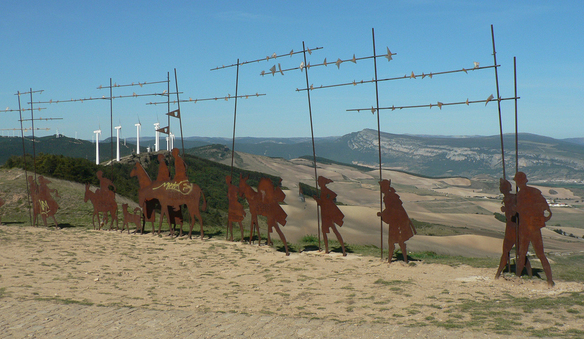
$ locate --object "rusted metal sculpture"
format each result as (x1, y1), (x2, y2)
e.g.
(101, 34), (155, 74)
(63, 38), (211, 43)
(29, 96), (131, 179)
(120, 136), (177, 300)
(514, 171), (554, 287)
(495, 178), (532, 279)
(258, 178), (289, 255)
(377, 179), (416, 263)
(313, 176), (346, 256)
(238, 174), (262, 244)
(130, 149), (206, 239)
(172, 148), (188, 182)
(156, 154), (170, 182)
(29, 175), (60, 228)
(84, 170), (119, 230)
(239, 175), (289, 255)
(121, 203), (142, 234)
(226, 175), (246, 242)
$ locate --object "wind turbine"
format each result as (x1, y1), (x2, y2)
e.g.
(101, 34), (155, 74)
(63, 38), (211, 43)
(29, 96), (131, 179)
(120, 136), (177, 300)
(115, 124), (122, 161)
(93, 128), (102, 165)
(153, 122), (160, 152)
(135, 116), (141, 154)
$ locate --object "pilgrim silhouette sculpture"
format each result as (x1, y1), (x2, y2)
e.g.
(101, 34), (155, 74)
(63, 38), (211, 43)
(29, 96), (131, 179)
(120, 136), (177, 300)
(314, 176), (347, 256)
(378, 179), (416, 263)
(514, 171), (554, 287)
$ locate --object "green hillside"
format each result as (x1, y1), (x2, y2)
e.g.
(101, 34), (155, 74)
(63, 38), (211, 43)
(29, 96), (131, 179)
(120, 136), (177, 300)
(2, 151), (281, 226)
(0, 135), (147, 165)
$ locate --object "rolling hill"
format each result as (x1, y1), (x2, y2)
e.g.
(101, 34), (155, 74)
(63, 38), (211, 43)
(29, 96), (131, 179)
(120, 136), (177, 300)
(4, 129), (584, 184)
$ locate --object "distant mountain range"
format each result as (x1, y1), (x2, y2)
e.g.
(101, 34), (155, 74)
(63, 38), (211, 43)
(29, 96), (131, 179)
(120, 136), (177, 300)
(3, 129), (584, 183)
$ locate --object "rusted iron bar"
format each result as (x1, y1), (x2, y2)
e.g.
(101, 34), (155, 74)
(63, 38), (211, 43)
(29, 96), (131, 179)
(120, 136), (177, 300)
(0, 128), (50, 131)
(145, 93), (266, 105)
(491, 25), (506, 180)
(211, 47), (323, 71)
(302, 41), (321, 251)
(11, 107), (47, 112)
(174, 69), (185, 156)
(347, 96), (519, 113)
(296, 65), (497, 92)
(230, 59), (240, 178)
(262, 49), (395, 77)
(18, 117), (62, 122)
(514, 56), (519, 270)
(16, 91), (32, 224)
(29, 89), (38, 186)
(96, 79), (168, 89)
(31, 92), (178, 105)
(371, 28), (384, 260)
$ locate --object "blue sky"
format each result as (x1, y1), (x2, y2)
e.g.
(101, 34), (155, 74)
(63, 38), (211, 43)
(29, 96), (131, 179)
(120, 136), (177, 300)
(1, 1), (582, 141)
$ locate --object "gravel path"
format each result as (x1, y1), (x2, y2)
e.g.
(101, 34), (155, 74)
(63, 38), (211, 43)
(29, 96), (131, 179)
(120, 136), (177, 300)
(0, 298), (515, 339)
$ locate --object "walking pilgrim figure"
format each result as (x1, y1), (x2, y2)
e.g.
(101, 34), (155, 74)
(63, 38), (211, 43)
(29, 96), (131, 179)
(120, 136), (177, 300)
(226, 175), (246, 242)
(377, 179), (416, 263)
(258, 178), (290, 256)
(495, 178), (532, 279)
(514, 172), (554, 287)
(314, 176), (347, 256)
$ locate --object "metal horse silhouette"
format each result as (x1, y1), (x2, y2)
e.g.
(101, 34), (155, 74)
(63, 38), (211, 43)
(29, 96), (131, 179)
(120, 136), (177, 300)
(239, 175), (289, 255)
(84, 171), (118, 230)
(130, 149), (207, 239)
(378, 179), (416, 263)
(513, 172), (554, 287)
(28, 175), (60, 228)
(314, 176), (347, 256)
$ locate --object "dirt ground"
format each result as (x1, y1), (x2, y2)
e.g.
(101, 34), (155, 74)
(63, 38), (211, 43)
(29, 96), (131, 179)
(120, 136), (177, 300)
(1, 225), (583, 338)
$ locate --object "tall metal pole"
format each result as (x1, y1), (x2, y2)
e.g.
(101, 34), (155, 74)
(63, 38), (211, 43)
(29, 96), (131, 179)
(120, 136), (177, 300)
(29, 89), (37, 180)
(17, 91), (32, 224)
(372, 28), (384, 261)
(109, 78), (114, 179)
(491, 25), (506, 179)
(174, 68), (185, 155)
(303, 41), (321, 251)
(167, 72), (171, 151)
(230, 59), (240, 179)
(514, 57), (518, 176)
(514, 56), (520, 270)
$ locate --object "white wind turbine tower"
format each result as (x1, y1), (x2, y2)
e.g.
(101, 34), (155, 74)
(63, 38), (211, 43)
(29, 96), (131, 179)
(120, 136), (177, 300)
(93, 129), (101, 165)
(153, 122), (160, 152)
(135, 117), (141, 154)
(115, 125), (122, 161)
